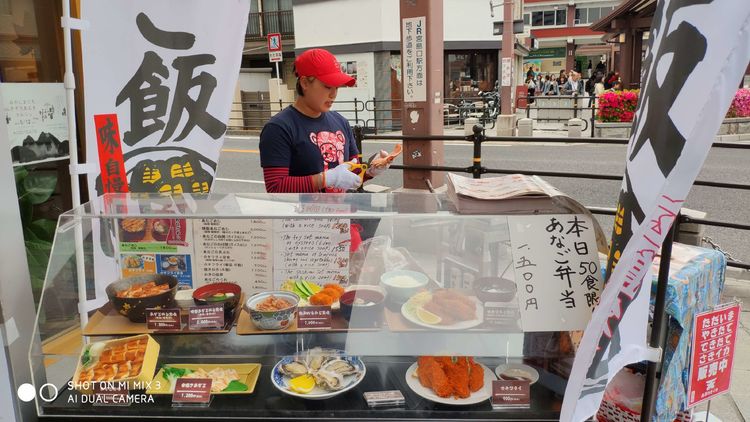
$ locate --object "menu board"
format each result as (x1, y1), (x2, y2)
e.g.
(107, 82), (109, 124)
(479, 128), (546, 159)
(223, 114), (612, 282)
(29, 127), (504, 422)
(508, 214), (603, 332)
(193, 218), (273, 294)
(117, 217), (195, 288)
(272, 218), (350, 287)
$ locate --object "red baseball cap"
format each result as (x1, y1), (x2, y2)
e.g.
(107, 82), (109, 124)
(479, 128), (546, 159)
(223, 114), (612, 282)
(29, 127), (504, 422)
(294, 48), (356, 87)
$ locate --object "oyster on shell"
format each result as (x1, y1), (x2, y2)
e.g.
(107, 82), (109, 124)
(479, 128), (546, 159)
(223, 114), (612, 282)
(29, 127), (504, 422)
(280, 361), (308, 377)
(313, 369), (345, 391)
(321, 358), (358, 376)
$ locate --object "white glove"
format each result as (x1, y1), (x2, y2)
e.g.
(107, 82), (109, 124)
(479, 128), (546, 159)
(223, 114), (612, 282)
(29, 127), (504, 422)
(324, 163), (361, 190)
(366, 150), (390, 178)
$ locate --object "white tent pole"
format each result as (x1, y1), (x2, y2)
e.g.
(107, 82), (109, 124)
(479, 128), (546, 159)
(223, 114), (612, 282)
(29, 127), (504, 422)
(61, 0), (89, 330)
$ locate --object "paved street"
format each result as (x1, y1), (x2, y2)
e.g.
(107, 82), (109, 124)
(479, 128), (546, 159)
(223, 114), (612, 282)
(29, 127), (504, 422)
(214, 135), (750, 268)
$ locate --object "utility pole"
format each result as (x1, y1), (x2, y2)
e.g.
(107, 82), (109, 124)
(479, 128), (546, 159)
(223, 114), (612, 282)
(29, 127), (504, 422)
(494, 0), (516, 136)
(399, 0), (445, 189)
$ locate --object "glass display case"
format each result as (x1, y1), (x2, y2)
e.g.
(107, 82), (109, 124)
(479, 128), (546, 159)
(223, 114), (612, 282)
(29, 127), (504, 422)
(29, 192), (607, 420)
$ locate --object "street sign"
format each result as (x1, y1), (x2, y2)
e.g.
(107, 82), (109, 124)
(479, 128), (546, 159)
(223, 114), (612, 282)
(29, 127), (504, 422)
(687, 302), (741, 408)
(267, 33), (282, 63)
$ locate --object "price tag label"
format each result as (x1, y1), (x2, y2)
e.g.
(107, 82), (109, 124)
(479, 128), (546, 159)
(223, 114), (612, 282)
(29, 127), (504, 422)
(298, 306), (331, 330)
(146, 308), (181, 331)
(483, 302), (520, 329)
(188, 305), (225, 330)
(491, 379), (530, 409)
(173, 378), (212, 404)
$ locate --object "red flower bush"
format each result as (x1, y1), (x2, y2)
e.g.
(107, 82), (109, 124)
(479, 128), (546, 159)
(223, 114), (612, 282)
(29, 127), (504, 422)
(726, 88), (750, 118)
(597, 90), (639, 122)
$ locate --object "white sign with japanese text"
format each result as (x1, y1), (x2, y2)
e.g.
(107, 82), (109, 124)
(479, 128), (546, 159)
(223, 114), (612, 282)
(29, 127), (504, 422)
(272, 218), (350, 288)
(81, 0), (249, 197)
(401, 16), (426, 102)
(0, 83), (69, 165)
(501, 57), (512, 87)
(193, 218), (273, 294)
(508, 214), (602, 332)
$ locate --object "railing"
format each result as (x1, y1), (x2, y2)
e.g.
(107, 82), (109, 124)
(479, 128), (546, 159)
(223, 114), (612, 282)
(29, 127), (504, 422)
(517, 93), (600, 136)
(227, 97), (482, 133)
(246, 10), (294, 41)
(352, 125), (750, 271)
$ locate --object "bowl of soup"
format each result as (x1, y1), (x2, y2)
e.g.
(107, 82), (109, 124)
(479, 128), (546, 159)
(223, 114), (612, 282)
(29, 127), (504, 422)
(380, 270), (429, 304)
(192, 282), (242, 320)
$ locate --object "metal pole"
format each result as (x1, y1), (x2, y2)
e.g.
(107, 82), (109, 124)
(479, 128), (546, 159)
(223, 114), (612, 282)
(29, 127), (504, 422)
(471, 125), (483, 179)
(705, 400), (712, 421)
(275, 61), (282, 102)
(640, 216), (678, 421)
(353, 125), (364, 161)
(372, 96), (377, 135)
(62, 0), (89, 330)
(354, 97), (359, 128)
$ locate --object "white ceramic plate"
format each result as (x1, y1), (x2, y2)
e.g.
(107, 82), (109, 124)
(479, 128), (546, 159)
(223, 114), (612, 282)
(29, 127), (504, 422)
(271, 353), (366, 400)
(494, 363), (539, 385)
(401, 296), (484, 330)
(404, 361), (495, 406)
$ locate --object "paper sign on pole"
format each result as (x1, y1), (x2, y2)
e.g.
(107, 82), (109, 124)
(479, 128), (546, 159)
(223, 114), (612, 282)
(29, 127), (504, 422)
(508, 214), (602, 332)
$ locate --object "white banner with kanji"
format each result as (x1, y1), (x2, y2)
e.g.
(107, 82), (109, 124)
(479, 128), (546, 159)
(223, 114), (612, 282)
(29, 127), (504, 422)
(561, 1), (750, 421)
(81, 0), (249, 196)
(79, 0), (249, 310)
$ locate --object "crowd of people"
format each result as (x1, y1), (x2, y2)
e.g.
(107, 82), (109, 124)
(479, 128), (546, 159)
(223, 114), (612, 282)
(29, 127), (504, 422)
(525, 64), (623, 107)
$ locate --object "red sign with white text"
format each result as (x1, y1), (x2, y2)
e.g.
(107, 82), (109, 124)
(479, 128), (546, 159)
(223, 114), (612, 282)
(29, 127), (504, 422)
(687, 303), (741, 408)
(94, 114), (129, 193)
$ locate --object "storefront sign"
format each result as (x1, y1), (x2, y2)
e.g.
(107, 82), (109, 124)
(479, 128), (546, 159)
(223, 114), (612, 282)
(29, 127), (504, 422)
(146, 308), (181, 331)
(508, 214), (602, 332)
(491, 380), (530, 409)
(687, 303), (740, 407)
(172, 378), (212, 404)
(188, 305), (225, 330)
(401, 16), (426, 102)
(528, 47), (566, 59)
(0, 83), (69, 166)
(298, 306), (332, 330)
(194, 218), (273, 294)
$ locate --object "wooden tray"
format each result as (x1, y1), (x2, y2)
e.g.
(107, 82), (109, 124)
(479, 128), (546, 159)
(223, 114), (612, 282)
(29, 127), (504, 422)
(146, 363), (261, 395)
(82, 294), (244, 336)
(235, 307), (379, 335)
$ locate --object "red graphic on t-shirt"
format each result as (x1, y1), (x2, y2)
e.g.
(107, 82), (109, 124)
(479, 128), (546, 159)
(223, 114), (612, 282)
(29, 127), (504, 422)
(310, 130), (346, 166)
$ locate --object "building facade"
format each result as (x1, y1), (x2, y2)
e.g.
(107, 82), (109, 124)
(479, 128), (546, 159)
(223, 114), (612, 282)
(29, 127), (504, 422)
(523, 0), (621, 77)
(241, 0), (531, 128)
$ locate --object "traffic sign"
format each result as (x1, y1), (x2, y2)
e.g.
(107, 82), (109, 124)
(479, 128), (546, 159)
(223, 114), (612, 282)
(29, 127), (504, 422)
(267, 33), (282, 63)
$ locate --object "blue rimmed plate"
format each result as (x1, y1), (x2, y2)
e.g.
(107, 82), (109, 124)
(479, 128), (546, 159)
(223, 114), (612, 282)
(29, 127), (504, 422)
(271, 352), (366, 400)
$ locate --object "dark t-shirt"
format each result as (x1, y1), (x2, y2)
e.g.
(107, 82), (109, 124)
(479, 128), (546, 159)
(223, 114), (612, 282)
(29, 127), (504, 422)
(259, 106), (359, 177)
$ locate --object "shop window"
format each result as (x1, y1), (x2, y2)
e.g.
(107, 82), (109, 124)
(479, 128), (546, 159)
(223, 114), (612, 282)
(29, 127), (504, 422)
(446, 51), (497, 99)
(523, 13), (530, 25)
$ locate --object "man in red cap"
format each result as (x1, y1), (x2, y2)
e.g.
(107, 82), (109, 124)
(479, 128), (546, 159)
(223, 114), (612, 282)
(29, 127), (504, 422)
(259, 48), (390, 193)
